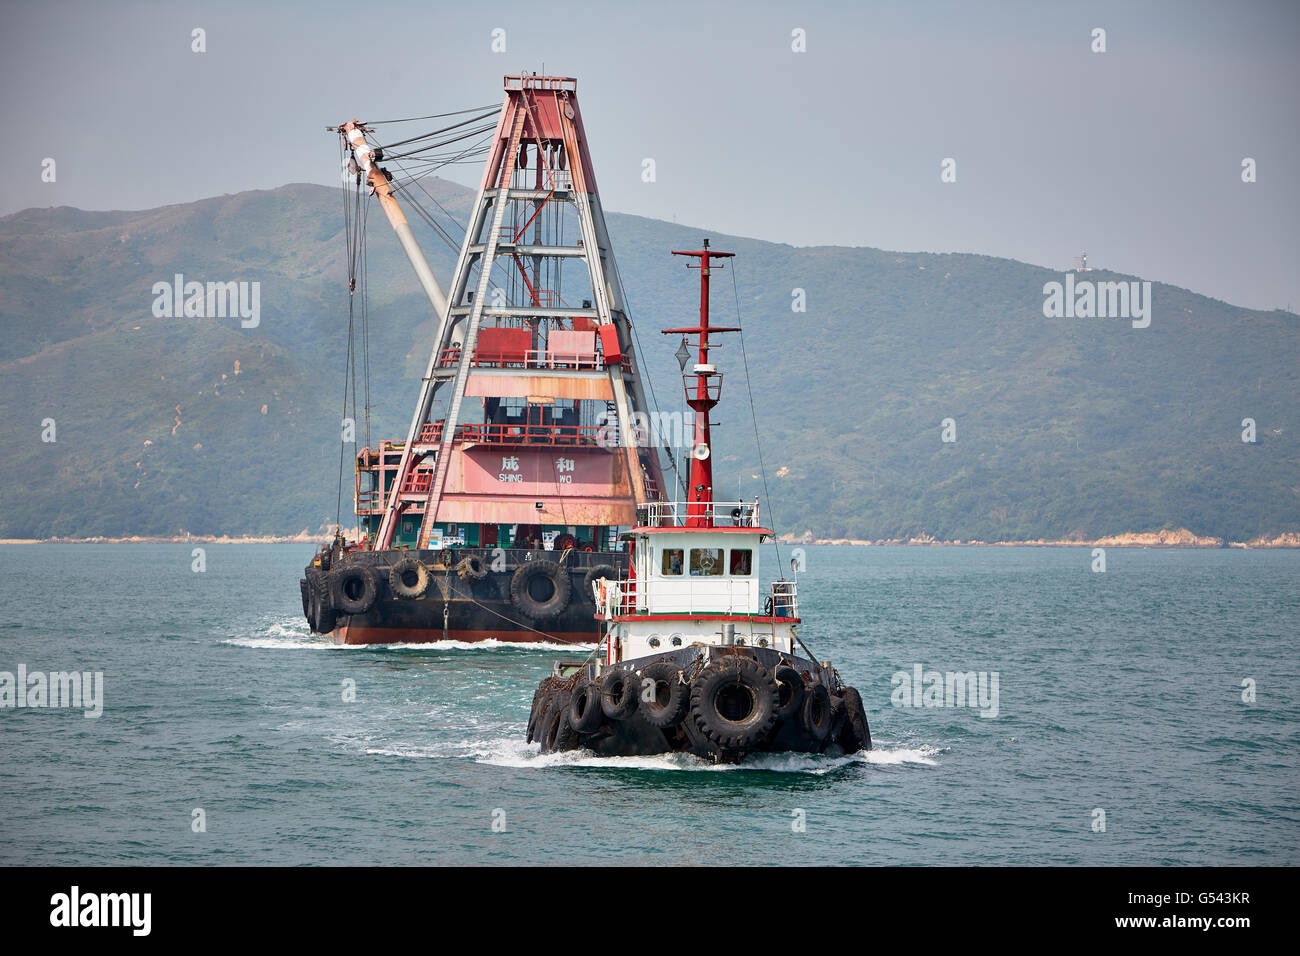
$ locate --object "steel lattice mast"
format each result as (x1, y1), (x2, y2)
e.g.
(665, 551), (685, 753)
(344, 75), (668, 550)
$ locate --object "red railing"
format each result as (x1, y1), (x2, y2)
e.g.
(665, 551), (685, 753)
(417, 421), (606, 446)
(400, 472), (432, 495)
(435, 346), (629, 371)
(417, 422), (446, 443)
(435, 347), (597, 369)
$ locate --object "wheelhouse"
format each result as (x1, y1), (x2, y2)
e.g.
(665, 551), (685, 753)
(596, 499), (800, 662)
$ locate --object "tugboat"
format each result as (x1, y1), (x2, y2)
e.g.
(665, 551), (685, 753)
(301, 75), (674, 644)
(526, 243), (870, 761)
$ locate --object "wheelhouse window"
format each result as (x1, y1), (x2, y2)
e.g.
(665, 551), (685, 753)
(661, 548), (684, 576)
(729, 549), (753, 575)
(690, 548), (723, 576)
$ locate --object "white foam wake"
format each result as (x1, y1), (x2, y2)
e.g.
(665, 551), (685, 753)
(463, 739), (942, 773)
(223, 617), (594, 652)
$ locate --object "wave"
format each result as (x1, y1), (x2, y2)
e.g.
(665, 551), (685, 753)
(223, 617), (594, 653)
(458, 740), (942, 773)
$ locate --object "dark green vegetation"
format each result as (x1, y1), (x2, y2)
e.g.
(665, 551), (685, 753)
(1, 181), (1295, 541)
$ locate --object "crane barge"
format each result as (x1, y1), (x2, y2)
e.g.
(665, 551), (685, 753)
(301, 75), (671, 645)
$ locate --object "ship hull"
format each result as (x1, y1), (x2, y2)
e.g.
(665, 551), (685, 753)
(302, 547), (623, 646)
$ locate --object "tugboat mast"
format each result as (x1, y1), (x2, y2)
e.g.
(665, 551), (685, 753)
(664, 240), (739, 527)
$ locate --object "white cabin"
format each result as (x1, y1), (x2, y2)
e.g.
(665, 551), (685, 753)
(595, 501), (800, 663)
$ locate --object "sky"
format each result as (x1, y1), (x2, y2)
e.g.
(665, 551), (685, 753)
(2, 0), (1297, 311)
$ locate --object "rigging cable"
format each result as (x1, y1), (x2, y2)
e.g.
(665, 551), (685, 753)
(726, 262), (826, 663)
(728, 261), (783, 571)
(375, 109), (500, 153)
(607, 245), (686, 498)
(363, 103), (501, 125)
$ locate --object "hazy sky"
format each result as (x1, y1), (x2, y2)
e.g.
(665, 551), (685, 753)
(2, 0), (1296, 310)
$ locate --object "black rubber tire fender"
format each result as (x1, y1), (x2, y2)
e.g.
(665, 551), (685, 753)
(829, 695), (847, 742)
(332, 566), (380, 616)
(801, 683), (833, 743)
(527, 681), (550, 743)
(568, 681), (604, 734)
(599, 668), (640, 721)
(552, 695), (581, 752)
(537, 696), (561, 752)
(308, 573), (336, 633)
(538, 689), (580, 753)
(773, 664), (806, 722)
(581, 564), (618, 603)
(310, 591), (336, 634)
(690, 656), (780, 751)
(309, 570), (332, 606)
(299, 578), (310, 619)
(456, 554), (488, 581)
(637, 660), (691, 729)
(534, 685), (565, 747)
(509, 560), (571, 621)
(388, 557), (430, 599)
(835, 686), (871, 753)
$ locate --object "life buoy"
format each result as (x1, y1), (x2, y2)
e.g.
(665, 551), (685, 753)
(388, 557), (429, 599)
(599, 668), (640, 720)
(689, 656), (779, 751)
(332, 566), (379, 616)
(801, 683), (832, 743)
(637, 660), (690, 729)
(567, 680), (604, 733)
(509, 560), (571, 620)
(773, 664), (806, 721)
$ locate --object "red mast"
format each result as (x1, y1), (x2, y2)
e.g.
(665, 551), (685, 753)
(663, 240), (739, 526)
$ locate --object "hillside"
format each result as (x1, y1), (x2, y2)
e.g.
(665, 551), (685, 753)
(0, 182), (1296, 542)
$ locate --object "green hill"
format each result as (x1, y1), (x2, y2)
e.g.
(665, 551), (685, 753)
(1, 182), (1295, 542)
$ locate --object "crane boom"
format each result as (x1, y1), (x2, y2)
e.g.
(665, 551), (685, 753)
(337, 119), (453, 548)
(337, 120), (448, 320)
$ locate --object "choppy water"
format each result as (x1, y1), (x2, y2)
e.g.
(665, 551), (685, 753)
(1, 543), (1296, 865)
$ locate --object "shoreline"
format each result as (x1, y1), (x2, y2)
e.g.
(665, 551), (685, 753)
(775, 528), (1300, 550)
(2, 529), (1298, 549)
(0, 533), (328, 545)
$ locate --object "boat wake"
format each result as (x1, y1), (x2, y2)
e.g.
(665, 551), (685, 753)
(360, 736), (943, 773)
(477, 740), (942, 772)
(223, 616), (595, 652)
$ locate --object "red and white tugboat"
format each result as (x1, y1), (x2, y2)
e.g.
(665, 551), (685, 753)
(527, 243), (870, 762)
